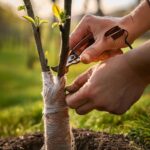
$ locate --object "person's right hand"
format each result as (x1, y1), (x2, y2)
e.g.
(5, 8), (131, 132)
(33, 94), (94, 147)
(70, 15), (134, 63)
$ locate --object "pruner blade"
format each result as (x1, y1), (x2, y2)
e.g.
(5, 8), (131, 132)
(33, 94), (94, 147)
(51, 33), (95, 73)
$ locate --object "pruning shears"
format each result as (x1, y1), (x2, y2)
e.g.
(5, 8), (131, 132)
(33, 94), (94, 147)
(51, 26), (132, 73)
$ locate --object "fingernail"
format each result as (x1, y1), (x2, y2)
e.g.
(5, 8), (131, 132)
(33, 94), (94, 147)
(80, 54), (90, 63)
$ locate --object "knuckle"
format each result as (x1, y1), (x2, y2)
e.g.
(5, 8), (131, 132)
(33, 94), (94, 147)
(83, 86), (92, 98)
(108, 105), (126, 115)
(87, 68), (93, 77)
(83, 14), (94, 22)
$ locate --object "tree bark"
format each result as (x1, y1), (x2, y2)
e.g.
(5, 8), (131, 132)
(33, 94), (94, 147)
(42, 0), (74, 149)
(23, 0), (49, 72)
(58, 0), (72, 78)
(23, 0), (74, 149)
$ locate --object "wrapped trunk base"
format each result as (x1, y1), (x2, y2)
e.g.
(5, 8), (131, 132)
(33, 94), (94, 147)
(42, 71), (74, 150)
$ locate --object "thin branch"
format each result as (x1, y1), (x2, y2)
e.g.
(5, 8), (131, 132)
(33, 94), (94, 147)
(23, 0), (49, 72)
(57, 0), (72, 78)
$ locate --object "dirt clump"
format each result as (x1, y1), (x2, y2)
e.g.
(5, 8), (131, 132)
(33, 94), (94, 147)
(0, 129), (142, 150)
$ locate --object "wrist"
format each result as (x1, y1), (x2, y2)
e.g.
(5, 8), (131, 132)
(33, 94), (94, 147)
(129, 1), (150, 38)
(119, 14), (135, 44)
(124, 41), (150, 84)
(120, 1), (150, 45)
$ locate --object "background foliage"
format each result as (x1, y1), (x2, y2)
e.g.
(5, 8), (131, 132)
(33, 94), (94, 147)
(0, 1), (149, 148)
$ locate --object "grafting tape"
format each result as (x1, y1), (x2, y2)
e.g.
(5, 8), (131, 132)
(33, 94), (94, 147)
(41, 72), (74, 150)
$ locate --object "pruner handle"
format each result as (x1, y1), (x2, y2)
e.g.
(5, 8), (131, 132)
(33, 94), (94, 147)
(69, 33), (95, 56)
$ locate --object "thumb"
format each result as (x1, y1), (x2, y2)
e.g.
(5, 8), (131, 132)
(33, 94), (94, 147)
(80, 42), (104, 64)
(80, 44), (123, 63)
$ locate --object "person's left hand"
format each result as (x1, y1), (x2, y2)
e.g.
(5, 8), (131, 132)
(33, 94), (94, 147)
(66, 54), (147, 115)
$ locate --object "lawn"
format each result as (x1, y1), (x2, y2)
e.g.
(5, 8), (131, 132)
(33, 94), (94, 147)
(0, 37), (149, 148)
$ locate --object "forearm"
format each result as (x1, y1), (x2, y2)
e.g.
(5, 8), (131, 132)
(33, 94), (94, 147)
(120, 1), (150, 43)
(125, 40), (150, 84)
(130, 0), (150, 37)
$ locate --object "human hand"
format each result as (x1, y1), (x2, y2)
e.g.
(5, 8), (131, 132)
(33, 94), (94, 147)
(70, 15), (134, 63)
(66, 54), (147, 115)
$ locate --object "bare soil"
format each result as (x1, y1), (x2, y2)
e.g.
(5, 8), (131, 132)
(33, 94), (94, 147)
(0, 129), (143, 150)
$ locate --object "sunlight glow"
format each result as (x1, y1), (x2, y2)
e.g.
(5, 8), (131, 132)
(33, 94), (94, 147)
(0, 0), (136, 18)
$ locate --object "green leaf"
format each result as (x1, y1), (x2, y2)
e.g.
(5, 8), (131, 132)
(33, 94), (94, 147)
(60, 11), (65, 23)
(52, 3), (70, 25)
(51, 22), (60, 28)
(39, 19), (48, 26)
(60, 11), (70, 23)
(45, 50), (49, 58)
(17, 5), (25, 11)
(23, 16), (35, 25)
(52, 3), (62, 21)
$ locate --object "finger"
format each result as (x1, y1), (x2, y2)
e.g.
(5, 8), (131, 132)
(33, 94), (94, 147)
(76, 102), (94, 115)
(66, 68), (93, 93)
(97, 49), (123, 61)
(80, 42), (105, 64)
(80, 43), (123, 63)
(66, 84), (90, 109)
(69, 15), (93, 49)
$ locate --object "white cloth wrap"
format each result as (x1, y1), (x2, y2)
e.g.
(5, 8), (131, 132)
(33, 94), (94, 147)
(42, 71), (67, 115)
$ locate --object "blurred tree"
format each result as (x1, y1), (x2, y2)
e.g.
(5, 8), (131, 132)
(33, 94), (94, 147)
(95, 0), (104, 16)
(0, 3), (39, 69)
(136, 0), (142, 5)
(83, 0), (89, 14)
(0, 6), (19, 40)
(83, 0), (104, 16)
(0, 4), (25, 51)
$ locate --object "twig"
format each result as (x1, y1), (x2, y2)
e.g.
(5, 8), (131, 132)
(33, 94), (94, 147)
(23, 0), (49, 72)
(57, 0), (72, 78)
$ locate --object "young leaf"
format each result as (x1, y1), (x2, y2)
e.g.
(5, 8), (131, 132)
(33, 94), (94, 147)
(60, 11), (69, 23)
(17, 5), (25, 11)
(52, 22), (59, 28)
(35, 16), (40, 27)
(52, 3), (62, 21)
(39, 19), (48, 26)
(23, 16), (35, 25)
(45, 50), (49, 58)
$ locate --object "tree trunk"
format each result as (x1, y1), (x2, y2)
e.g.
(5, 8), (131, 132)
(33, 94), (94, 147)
(42, 72), (74, 150)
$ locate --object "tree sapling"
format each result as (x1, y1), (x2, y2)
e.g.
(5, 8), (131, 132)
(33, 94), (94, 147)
(19, 0), (74, 149)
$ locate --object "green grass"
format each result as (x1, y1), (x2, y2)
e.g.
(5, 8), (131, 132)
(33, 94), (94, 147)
(0, 37), (150, 148)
